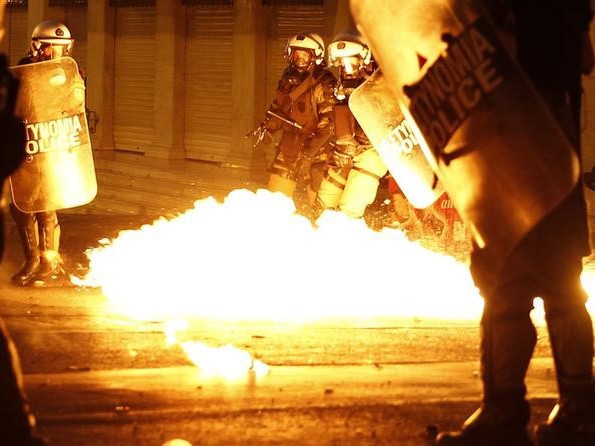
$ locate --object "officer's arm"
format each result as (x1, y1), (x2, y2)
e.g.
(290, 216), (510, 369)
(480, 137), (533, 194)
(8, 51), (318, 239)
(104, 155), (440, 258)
(261, 98), (283, 132)
(303, 76), (336, 157)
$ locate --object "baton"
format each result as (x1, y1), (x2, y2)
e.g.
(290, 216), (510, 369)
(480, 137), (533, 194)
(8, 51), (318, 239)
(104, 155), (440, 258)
(266, 110), (303, 130)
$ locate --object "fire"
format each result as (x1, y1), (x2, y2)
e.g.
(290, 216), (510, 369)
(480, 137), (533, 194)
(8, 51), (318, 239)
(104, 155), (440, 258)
(79, 189), (595, 377)
(83, 189), (481, 321)
(164, 320), (269, 380)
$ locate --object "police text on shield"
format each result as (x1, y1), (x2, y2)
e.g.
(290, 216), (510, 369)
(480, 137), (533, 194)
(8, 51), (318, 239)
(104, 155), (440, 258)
(25, 114), (84, 155)
(408, 19), (504, 153)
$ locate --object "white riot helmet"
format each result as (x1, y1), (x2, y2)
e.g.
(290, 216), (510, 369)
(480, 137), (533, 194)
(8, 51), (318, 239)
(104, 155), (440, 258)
(284, 33), (325, 71)
(30, 20), (74, 61)
(327, 31), (373, 74)
(328, 31), (374, 100)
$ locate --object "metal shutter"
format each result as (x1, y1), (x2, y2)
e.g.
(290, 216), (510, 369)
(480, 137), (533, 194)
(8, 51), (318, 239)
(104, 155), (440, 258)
(113, 7), (156, 153)
(65, 7), (88, 72)
(265, 5), (324, 106)
(184, 5), (234, 162)
(8, 8), (28, 66)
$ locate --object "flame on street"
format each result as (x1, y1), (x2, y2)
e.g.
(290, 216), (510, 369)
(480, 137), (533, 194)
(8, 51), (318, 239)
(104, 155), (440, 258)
(80, 189), (595, 378)
(83, 189), (482, 321)
(164, 320), (269, 380)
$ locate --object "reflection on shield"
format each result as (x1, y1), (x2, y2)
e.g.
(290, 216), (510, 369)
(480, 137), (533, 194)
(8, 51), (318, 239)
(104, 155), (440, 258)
(9, 57), (97, 213)
(349, 69), (443, 209)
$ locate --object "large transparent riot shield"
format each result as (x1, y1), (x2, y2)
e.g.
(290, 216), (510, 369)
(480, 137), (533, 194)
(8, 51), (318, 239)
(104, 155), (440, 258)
(349, 69), (443, 209)
(350, 0), (579, 265)
(9, 57), (97, 213)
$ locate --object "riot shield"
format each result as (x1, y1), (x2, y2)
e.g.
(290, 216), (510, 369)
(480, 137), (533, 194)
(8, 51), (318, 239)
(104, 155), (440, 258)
(350, 0), (579, 264)
(9, 57), (97, 213)
(349, 69), (443, 209)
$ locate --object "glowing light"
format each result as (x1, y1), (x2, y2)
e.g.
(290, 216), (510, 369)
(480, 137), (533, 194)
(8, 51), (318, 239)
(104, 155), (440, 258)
(81, 189), (595, 377)
(49, 68), (67, 86)
(162, 440), (192, 446)
(581, 263), (595, 315)
(343, 57), (355, 75)
(82, 189), (483, 323)
(180, 341), (269, 380)
(163, 320), (269, 379)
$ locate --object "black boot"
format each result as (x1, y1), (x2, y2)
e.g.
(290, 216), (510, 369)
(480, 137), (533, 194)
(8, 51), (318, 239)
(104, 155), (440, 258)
(535, 396), (595, 446)
(27, 212), (70, 287)
(437, 400), (533, 446)
(27, 251), (69, 287)
(437, 305), (537, 446)
(9, 205), (40, 286)
(535, 304), (595, 446)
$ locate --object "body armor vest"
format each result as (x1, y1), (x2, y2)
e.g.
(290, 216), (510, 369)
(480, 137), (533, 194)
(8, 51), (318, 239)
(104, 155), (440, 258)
(274, 68), (326, 163)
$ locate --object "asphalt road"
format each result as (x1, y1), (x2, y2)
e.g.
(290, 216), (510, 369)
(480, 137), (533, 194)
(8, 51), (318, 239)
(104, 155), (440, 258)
(0, 215), (566, 445)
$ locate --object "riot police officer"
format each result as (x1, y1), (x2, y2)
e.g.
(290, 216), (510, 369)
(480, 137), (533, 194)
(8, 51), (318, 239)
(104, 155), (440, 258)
(10, 19), (78, 287)
(255, 33), (336, 201)
(349, 0), (595, 445)
(433, 2), (595, 446)
(314, 32), (387, 219)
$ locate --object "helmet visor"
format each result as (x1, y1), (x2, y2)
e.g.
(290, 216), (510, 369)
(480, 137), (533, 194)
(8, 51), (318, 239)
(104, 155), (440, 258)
(38, 42), (70, 60)
(341, 56), (362, 75)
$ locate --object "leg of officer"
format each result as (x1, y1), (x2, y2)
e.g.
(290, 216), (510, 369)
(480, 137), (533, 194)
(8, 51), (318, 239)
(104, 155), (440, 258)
(9, 204), (40, 287)
(28, 210), (69, 287)
(339, 148), (387, 219)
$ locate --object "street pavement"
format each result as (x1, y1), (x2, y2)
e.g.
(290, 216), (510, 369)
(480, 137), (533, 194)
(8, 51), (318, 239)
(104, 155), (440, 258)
(0, 214), (566, 445)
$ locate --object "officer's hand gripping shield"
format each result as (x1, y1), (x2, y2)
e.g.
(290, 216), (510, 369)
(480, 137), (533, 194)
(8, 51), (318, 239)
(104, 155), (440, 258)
(350, 0), (580, 265)
(349, 69), (444, 209)
(9, 57), (97, 213)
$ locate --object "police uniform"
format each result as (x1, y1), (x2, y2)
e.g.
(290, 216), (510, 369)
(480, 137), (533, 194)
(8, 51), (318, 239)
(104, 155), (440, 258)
(10, 20), (86, 288)
(347, 0), (595, 444)
(266, 64), (336, 199)
(314, 33), (388, 220)
(437, 2), (595, 445)
(10, 55), (69, 288)
(316, 95), (388, 218)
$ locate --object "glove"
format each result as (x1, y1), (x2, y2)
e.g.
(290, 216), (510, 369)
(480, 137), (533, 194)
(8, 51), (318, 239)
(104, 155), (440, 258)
(332, 149), (353, 168)
(245, 122), (269, 148)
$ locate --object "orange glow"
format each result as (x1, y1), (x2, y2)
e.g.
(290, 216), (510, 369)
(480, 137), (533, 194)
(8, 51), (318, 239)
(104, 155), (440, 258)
(82, 189), (482, 321)
(78, 189), (595, 377)
(343, 57), (356, 75)
(164, 320), (269, 380)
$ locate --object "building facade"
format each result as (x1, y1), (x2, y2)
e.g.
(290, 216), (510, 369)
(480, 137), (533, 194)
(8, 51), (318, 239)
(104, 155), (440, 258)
(4, 0), (595, 207)
(2, 0), (352, 170)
